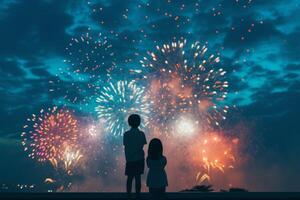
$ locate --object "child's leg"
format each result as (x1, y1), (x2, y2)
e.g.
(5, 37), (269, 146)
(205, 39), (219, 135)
(159, 187), (166, 199)
(126, 175), (134, 194)
(149, 188), (155, 200)
(134, 174), (141, 194)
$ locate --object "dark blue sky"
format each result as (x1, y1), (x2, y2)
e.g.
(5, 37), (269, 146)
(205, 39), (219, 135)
(0, 0), (300, 191)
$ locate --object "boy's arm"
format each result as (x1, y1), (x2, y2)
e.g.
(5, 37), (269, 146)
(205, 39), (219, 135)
(142, 132), (147, 145)
(123, 133), (126, 146)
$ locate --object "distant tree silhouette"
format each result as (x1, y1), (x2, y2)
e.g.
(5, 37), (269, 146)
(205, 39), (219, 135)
(181, 185), (249, 193)
(220, 188), (249, 192)
(181, 185), (214, 192)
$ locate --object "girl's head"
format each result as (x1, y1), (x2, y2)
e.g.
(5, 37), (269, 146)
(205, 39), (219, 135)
(148, 138), (163, 160)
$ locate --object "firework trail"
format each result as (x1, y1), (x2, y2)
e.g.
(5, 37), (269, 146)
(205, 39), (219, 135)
(49, 31), (116, 107)
(21, 107), (79, 163)
(63, 146), (83, 176)
(95, 80), (151, 136)
(193, 133), (238, 184)
(140, 40), (229, 135)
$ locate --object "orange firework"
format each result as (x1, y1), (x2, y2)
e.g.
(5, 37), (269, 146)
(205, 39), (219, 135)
(50, 146), (83, 175)
(192, 132), (238, 184)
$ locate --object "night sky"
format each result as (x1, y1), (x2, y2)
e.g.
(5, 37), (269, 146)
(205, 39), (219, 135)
(0, 0), (300, 192)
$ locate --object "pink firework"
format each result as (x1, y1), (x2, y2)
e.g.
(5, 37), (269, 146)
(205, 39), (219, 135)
(21, 107), (79, 162)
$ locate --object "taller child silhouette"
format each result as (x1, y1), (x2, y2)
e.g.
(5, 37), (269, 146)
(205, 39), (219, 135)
(123, 114), (147, 198)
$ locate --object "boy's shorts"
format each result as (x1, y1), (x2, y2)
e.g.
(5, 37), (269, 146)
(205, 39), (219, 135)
(125, 159), (144, 176)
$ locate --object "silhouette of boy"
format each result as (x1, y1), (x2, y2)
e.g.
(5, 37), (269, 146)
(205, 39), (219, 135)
(123, 114), (147, 198)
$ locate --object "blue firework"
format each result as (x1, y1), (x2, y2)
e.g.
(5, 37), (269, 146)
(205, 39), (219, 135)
(95, 80), (150, 136)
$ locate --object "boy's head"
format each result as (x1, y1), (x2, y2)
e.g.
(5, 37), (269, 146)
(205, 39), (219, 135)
(128, 114), (141, 128)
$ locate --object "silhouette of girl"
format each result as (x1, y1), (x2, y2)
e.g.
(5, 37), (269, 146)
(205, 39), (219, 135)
(146, 138), (168, 199)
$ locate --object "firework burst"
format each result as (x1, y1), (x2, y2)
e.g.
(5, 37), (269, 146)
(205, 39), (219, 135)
(21, 107), (79, 162)
(64, 31), (115, 74)
(95, 80), (150, 136)
(140, 40), (229, 135)
(63, 146), (83, 175)
(49, 31), (116, 107)
(193, 132), (238, 184)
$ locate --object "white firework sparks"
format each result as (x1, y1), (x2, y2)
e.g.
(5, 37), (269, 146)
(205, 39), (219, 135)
(140, 40), (229, 135)
(95, 80), (151, 136)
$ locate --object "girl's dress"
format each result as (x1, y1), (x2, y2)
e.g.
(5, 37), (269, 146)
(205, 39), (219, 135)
(146, 156), (168, 189)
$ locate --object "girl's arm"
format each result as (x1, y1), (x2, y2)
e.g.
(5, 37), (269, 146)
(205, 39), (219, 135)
(147, 157), (167, 168)
(146, 157), (155, 168)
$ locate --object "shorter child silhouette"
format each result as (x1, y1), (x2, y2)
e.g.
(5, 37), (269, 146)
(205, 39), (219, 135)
(146, 138), (168, 199)
(123, 114), (147, 198)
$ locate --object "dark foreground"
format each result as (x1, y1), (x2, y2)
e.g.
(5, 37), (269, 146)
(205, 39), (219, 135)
(1, 192), (300, 200)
